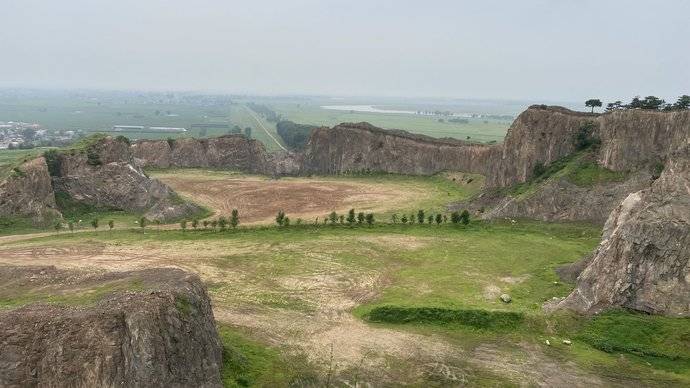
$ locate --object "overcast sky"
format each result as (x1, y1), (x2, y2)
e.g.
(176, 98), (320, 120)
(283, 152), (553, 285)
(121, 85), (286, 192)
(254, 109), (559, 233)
(1, 0), (688, 102)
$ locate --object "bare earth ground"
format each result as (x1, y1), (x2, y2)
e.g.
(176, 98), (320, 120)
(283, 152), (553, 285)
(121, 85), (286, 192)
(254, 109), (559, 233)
(0, 233), (613, 386)
(151, 170), (435, 224)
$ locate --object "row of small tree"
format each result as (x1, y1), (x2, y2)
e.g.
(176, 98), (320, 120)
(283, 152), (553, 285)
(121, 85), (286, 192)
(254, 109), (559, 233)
(391, 209), (470, 225)
(179, 209), (240, 231)
(54, 218), (114, 233)
(585, 95), (690, 112)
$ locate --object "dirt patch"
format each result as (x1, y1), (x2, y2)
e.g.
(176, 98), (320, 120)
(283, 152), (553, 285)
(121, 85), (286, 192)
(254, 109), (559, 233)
(153, 173), (424, 223)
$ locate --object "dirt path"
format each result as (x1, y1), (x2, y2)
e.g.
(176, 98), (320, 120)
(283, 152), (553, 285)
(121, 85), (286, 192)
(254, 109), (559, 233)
(242, 105), (287, 152)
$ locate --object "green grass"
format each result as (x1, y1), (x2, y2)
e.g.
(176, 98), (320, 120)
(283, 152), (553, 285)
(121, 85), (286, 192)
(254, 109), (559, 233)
(218, 325), (318, 387)
(0, 147), (52, 179)
(272, 102), (509, 143)
(0, 279), (144, 309)
(576, 310), (690, 371)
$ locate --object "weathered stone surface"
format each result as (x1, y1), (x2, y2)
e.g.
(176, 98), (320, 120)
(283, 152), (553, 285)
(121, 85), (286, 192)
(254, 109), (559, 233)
(0, 266), (223, 387)
(556, 143), (690, 316)
(486, 106), (690, 188)
(132, 135), (271, 174)
(300, 122), (497, 176)
(0, 157), (59, 225)
(52, 137), (201, 221)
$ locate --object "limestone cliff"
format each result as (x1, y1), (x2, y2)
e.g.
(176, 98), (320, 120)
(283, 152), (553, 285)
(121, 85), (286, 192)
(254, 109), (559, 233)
(556, 143), (690, 316)
(50, 136), (202, 221)
(0, 157), (59, 225)
(0, 266), (223, 387)
(132, 135), (272, 174)
(300, 122), (497, 175)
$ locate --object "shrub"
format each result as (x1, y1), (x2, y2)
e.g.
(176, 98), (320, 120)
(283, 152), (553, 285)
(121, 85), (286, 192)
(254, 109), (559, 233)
(347, 209), (356, 225)
(401, 215), (408, 224)
(275, 210), (285, 226)
(435, 214), (442, 225)
(450, 211), (460, 224)
(108, 220), (114, 230)
(460, 209), (470, 225)
(365, 213), (374, 226)
(417, 210), (425, 224)
(574, 121), (599, 150)
(91, 219), (99, 230)
(43, 149), (62, 176)
(366, 306), (523, 329)
(328, 211), (338, 225)
(357, 212), (365, 224)
(192, 219), (199, 229)
(180, 219), (187, 231)
(230, 209), (239, 228)
(218, 217), (228, 231)
(532, 162), (547, 178)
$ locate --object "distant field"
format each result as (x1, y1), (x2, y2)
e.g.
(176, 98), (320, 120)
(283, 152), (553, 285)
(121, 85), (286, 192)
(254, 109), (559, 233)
(272, 103), (510, 143)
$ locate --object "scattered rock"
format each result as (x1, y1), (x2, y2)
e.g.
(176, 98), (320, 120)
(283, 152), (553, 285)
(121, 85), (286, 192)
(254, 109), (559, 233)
(563, 339), (572, 345)
(545, 340), (551, 346)
(499, 294), (512, 303)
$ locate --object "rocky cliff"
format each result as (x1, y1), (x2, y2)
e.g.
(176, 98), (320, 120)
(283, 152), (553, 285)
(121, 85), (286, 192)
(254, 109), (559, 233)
(555, 143), (690, 316)
(132, 135), (273, 174)
(50, 136), (202, 221)
(0, 266), (223, 387)
(486, 106), (690, 188)
(0, 157), (60, 225)
(300, 122), (497, 175)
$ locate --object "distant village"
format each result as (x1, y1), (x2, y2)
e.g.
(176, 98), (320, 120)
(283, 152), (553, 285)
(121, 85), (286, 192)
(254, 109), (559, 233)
(0, 121), (81, 149)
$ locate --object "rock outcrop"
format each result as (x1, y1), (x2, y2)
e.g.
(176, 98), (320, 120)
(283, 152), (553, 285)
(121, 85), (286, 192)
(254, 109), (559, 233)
(132, 135), (272, 174)
(50, 136), (202, 221)
(0, 266), (223, 387)
(300, 122), (497, 175)
(556, 143), (690, 316)
(486, 105), (690, 188)
(0, 157), (60, 225)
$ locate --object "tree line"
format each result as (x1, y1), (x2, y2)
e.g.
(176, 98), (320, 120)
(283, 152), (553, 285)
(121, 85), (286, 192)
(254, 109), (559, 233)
(585, 95), (690, 112)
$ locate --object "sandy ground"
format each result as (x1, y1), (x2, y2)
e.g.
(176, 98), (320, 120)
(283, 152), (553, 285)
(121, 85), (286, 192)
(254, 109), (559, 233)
(153, 172), (426, 224)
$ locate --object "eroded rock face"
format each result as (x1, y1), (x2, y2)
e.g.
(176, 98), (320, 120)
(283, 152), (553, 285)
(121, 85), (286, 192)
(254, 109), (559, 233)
(0, 266), (223, 387)
(0, 157), (59, 225)
(556, 143), (690, 316)
(132, 135), (271, 174)
(52, 137), (201, 221)
(300, 122), (497, 175)
(486, 106), (690, 188)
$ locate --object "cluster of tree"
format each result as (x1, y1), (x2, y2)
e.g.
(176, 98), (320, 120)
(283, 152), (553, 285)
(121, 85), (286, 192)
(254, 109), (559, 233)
(276, 120), (317, 150)
(247, 102), (282, 122)
(390, 209), (470, 225)
(54, 218), (114, 233)
(180, 209), (240, 232)
(586, 95), (690, 112)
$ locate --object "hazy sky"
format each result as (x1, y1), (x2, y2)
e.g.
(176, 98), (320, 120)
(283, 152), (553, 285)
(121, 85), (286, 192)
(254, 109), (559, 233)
(1, 0), (688, 101)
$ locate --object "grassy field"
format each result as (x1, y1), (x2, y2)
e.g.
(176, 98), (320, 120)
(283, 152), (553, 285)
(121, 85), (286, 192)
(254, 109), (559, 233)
(271, 102), (509, 143)
(1, 221), (687, 386)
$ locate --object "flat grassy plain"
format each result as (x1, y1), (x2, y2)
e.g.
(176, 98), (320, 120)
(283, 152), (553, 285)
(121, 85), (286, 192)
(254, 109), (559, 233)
(271, 102), (509, 143)
(1, 221), (687, 386)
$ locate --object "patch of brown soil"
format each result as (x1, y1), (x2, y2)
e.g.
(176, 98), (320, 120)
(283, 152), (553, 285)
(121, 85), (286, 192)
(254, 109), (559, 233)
(155, 174), (421, 223)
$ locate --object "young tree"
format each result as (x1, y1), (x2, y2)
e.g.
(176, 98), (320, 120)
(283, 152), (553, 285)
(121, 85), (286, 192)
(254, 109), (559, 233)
(91, 219), (99, 231)
(218, 217), (228, 231)
(451, 211), (460, 224)
(442, 214), (448, 223)
(139, 217), (147, 232)
(435, 213), (442, 225)
(283, 217), (290, 226)
(230, 209), (239, 228)
(357, 212), (365, 224)
(192, 219), (198, 230)
(409, 214), (416, 224)
(347, 209), (356, 225)
(401, 214), (408, 224)
(427, 215), (433, 224)
(339, 215), (345, 225)
(276, 210), (285, 226)
(296, 218), (303, 225)
(329, 211), (338, 225)
(211, 220), (218, 230)
(203, 220), (210, 229)
(641, 96), (665, 110)
(365, 213), (375, 226)
(417, 210), (425, 224)
(460, 209), (470, 225)
(180, 219), (187, 232)
(585, 99), (602, 113)
(108, 220), (114, 231)
(391, 213), (398, 224)
(68, 221), (74, 233)
(673, 95), (690, 110)
(54, 221), (62, 233)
